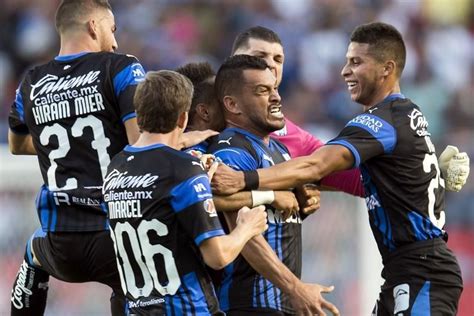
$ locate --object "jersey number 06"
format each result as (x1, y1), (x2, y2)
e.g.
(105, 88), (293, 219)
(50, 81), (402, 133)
(110, 219), (181, 299)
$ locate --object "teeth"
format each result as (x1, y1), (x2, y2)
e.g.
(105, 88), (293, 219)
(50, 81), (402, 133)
(347, 82), (357, 87)
(270, 107), (281, 114)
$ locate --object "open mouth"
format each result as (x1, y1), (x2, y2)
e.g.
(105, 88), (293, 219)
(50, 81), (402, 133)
(346, 80), (358, 92)
(269, 105), (284, 119)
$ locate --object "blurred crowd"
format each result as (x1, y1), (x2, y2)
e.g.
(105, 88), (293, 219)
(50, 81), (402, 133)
(0, 0), (473, 314)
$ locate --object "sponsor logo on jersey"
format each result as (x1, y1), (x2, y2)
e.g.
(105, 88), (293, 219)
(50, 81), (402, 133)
(407, 108), (430, 137)
(218, 137), (232, 145)
(30, 71), (101, 100)
(348, 114), (383, 133)
(203, 199), (217, 217)
(267, 208), (301, 224)
(103, 169), (158, 192)
(393, 284), (410, 314)
(128, 297), (165, 308)
(365, 194), (381, 211)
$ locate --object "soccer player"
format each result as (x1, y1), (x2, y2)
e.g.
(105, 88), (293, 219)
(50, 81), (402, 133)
(104, 69), (268, 314)
(8, 1), (143, 314)
(175, 62), (225, 156)
(208, 55), (339, 316)
(212, 22), (465, 315)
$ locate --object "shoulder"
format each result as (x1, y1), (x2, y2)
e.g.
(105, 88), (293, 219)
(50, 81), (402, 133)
(208, 129), (250, 151)
(162, 146), (209, 180)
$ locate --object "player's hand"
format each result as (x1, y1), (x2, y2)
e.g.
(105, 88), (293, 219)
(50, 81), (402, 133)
(438, 145), (470, 192)
(290, 283), (340, 316)
(179, 129), (219, 149)
(211, 163), (245, 195)
(236, 205), (268, 237)
(271, 191), (299, 220)
(294, 184), (321, 216)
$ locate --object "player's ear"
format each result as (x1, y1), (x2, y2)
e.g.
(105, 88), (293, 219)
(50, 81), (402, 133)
(87, 18), (98, 40)
(177, 111), (188, 129)
(383, 60), (396, 77)
(222, 96), (241, 115)
(195, 103), (210, 121)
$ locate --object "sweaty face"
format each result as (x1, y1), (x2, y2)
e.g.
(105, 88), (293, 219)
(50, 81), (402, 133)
(233, 38), (285, 86)
(341, 42), (386, 107)
(96, 9), (118, 52)
(236, 68), (284, 136)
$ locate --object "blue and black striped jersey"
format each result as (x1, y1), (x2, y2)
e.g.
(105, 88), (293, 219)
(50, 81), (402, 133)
(104, 143), (225, 315)
(8, 52), (145, 232)
(208, 127), (299, 314)
(328, 94), (446, 262)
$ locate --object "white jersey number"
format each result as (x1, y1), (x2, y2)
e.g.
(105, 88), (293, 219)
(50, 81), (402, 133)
(422, 136), (445, 229)
(39, 115), (111, 190)
(110, 219), (181, 299)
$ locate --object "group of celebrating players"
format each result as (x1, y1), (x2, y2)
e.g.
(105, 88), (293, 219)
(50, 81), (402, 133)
(8, 0), (470, 315)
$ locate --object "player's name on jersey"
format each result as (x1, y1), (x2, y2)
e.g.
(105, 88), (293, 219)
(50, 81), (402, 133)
(30, 71), (105, 125)
(108, 199), (142, 219)
(32, 91), (105, 125)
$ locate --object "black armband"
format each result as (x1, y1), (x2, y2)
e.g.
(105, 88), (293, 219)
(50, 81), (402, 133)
(243, 170), (259, 191)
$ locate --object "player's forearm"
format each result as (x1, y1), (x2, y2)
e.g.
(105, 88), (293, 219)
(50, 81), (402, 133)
(241, 235), (300, 294)
(214, 192), (252, 212)
(222, 212), (300, 294)
(257, 155), (326, 190)
(201, 213), (258, 270)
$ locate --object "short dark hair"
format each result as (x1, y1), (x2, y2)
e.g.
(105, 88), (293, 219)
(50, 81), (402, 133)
(134, 70), (193, 133)
(175, 62), (216, 121)
(215, 55), (269, 102)
(55, 0), (112, 33)
(231, 26), (282, 54)
(350, 22), (406, 77)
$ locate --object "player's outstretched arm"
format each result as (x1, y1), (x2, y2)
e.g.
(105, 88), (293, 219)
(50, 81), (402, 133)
(438, 145), (470, 192)
(178, 129), (219, 149)
(213, 190), (299, 217)
(211, 145), (354, 195)
(8, 130), (36, 155)
(222, 210), (339, 316)
(199, 205), (267, 270)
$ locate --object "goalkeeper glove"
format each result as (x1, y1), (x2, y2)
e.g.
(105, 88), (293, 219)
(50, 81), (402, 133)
(438, 145), (470, 192)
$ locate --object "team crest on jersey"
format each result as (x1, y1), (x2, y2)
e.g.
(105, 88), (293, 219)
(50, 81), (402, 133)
(407, 109), (430, 137)
(203, 199), (217, 217)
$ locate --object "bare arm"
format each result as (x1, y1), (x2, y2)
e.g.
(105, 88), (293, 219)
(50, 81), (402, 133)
(222, 210), (339, 315)
(199, 206), (267, 270)
(8, 130), (36, 155)
(212, 145), (354, 194)
(223, 211), (301, 291)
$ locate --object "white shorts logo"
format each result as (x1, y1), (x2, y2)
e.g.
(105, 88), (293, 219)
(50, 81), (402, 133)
(393, 283), (410, 314)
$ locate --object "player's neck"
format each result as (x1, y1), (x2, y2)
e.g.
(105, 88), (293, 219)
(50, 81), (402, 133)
(133, 130), (182, 150)
(58, 33), (100, 56)
(363, 82), (401, 112)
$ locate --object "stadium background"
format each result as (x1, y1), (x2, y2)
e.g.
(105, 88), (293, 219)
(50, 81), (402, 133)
(0, 0), (472, 314)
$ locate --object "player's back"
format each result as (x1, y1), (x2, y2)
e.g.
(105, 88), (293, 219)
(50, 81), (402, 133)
(104, 143), (225, 315)
(9, 51), (145, 231)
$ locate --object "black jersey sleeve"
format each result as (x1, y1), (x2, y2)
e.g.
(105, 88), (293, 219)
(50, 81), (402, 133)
(8, 79), (30, 134)
(111, 55), (145, 122)
(327, 113), (397, 167)
(169, 159), (225, 246)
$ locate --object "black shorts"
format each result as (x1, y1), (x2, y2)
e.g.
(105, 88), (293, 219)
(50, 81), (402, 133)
(372, 238), (463, 316)
(29, 228), (121, 292)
